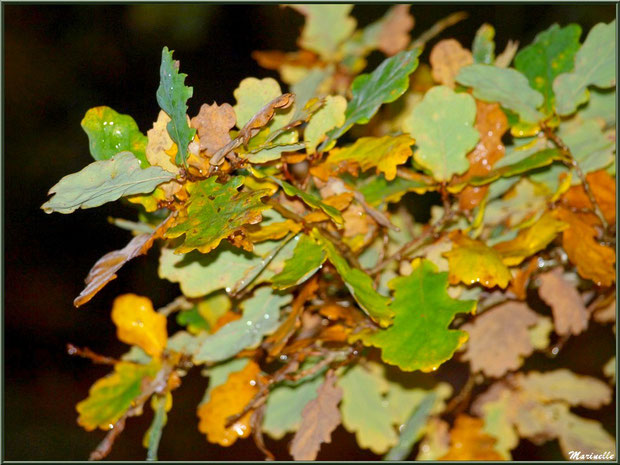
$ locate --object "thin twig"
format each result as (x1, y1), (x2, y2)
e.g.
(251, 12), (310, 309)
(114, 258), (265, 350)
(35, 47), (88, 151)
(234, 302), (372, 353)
(251, 404), (275, 461)
(410, 11), (469, 51)
(157, 296), (193, 317)
(444, 374), (476, 415)
(89, 417), (127, 461)
(67, 344), (119, 366)
(543, 123), (608, 230)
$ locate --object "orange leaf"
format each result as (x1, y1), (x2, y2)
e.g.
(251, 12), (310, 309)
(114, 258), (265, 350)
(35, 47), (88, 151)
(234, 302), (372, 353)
(190, 103), (236, 156)
(509, 256), (539, 300)
(197, 360), (261, 446)
(430, 39), (473, 88)
(111, 294), (168, 358)
(554, 207), (615, 287)
(252, 49), (320, 71)
(455, 101), (508, 210)
(537, 268), (589, 336)
(289, 371), (343, 460)
(561, 170), (615, 225)
(74, 216), (173, 307)
(440, 415), (504, 460)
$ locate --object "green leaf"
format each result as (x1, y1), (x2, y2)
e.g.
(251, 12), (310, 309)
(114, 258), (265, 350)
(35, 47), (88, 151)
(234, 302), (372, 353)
(144, 394), (168, 461)
(325, 50), (420, 145)
(580, 88), (616, 127)
(304, 95), (347, 154)
(353, 259), (476, 371)
(338, 363), (398, 454)
(262, 375), (324, 440)
(467, 148), (564, 186)
(270, 177), (344, 225)
(289, 4), (356, 59)
(271, 234), (327, 290)
(514, 24), (582, 114)
(456, 64), (544, 123)
(554, 20), (616, 116)
(156, 47), (196, 166)
(81, 106), (149, 167)
(557, 117), (615, 176)
(166, 176), (271, 254)
(313, 230), (393, 327)
(176, 305), (210, 334)
(383, 392), (436, 461)
(403, 86), (479, 182)
(472, 24), (495, 64)
(41, 152), (175, 214)
(76, 360), (160, 431)
(359, 174), (436, 207)
(193, 287), (292, 363)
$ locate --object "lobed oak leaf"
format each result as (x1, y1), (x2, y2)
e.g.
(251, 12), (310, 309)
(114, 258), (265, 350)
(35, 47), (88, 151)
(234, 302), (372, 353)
(290, 371), (343, 460)
(443, 231), (512, 289)
(537, 268), (589, 336)
(165, 176), (271, 255)
(111, 294), (168, 358)
(462, 302), (541, 378)
(197, 360), (261, 446)
(190, 102), (236, 156)
(561, 169), (615, 224)
(376, 4), (414, 56)
(553, 207), (615, 287)
(439, 415), (504, 460)
(146, 110), (180, 175)
(429, 39), (473, 88)
(304, 95), (347, 154)
(74, 215), (172, 307)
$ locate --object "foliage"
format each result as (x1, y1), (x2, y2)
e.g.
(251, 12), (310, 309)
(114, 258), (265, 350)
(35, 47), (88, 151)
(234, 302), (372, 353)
(43, 6), (616, 461)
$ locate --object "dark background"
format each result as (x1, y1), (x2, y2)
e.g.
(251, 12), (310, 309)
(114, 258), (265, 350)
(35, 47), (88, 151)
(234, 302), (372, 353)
(4, 3), (616, 461)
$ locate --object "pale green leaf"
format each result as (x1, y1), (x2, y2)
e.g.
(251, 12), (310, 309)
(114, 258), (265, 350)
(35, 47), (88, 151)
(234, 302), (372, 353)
(233, 77), (293, 130)
(42, 152), (175, 214)
(554, 20), (616, 115)
(271, 234), (327, 290)
(456, 64), (544, 123)
(403, 86), (479, 182)
(305, 95), (347, 154)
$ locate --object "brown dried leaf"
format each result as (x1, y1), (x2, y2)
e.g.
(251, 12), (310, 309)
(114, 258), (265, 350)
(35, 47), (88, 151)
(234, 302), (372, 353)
(462, 302), (541, 378)
(252, 50), (320, 71)
(430, 39), (473, 88)
(190, 103), (236, 155)
(74, 216), (172, 307)
(554, 207), (615, 287)
(455, 101), (508, 210)
(239, 93), (295, 145)
(589, 295), (616, 324)
(377, 5), (415, 56)
(289, 371), (343, 460)
(538, 268), (589, 336)
(439, 415), (504, 460)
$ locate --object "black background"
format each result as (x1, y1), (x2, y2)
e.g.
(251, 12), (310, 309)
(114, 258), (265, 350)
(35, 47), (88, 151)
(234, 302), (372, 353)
(4, 3), (616, 461)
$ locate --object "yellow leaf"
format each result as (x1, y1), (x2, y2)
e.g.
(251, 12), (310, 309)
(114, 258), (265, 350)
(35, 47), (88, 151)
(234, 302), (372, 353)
(246, 219), (302, 243)
(111, 294), (168, 358)
(443, 232), (512, 288)
(439, 415), (505, 460)
(493, 212), (568, 266)
(147, 110), (180, 174)
(197, 360), (261, 446)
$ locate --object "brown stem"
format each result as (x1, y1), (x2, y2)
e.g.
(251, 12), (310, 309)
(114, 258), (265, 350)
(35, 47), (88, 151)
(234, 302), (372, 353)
(444, 374), (476, 415)
(543, 123), (608, 230)
(157, 296), (193, 317)
(66, 344), (119, 366)
(89, 417), (127, 461)
(410, 11), (469, 50)
(250, 404), (275, 461)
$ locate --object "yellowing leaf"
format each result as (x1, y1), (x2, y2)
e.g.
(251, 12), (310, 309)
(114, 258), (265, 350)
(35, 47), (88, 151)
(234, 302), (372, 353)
(561, 169), (616, 224)
(146, 110), (180, 174)
(166, 176), (271, 254)
(245, 219), (301, 243)
(353, 259), (476, 372)
(439, 415), (504, 460)
(554, 207), (615, 287)
(77, 360), (160, 431)
(304, 95), (347, 154)
(290, 371), (343, 460)
(430, 39), (473, 88)
(312, 134), (414, 182)
(111, 294), (168, 358)
(462, 302), (541, 378)
(197, 360), (261, 446)
(493, 212), (568, 266)
(537, 268), (589, 336)
(444, 232), (512, 288)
